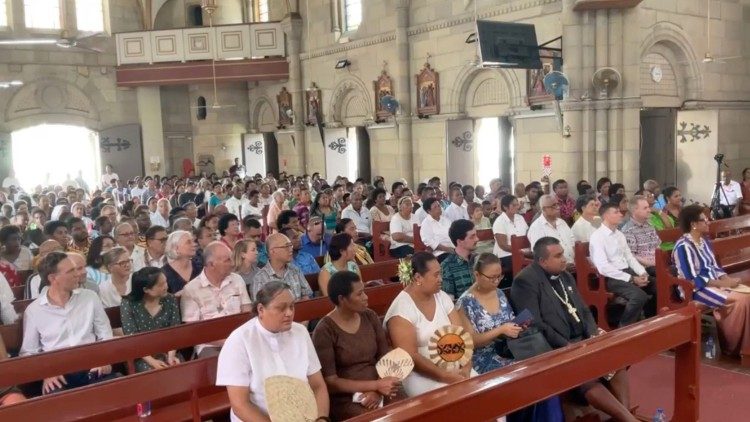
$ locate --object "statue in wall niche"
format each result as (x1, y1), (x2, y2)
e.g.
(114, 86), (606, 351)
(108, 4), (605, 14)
(374, 70), (394, 122)
(415, 63), (439, 116)
(305, 84), (322, 126)
(277, 87), (293, 127)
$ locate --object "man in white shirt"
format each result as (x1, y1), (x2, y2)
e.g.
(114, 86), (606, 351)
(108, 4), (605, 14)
(0, 272), (18, 325)
(100, 164), (119, 189)
(224, 185), (253, 220)
(527, 195), (576, 263)
(715, 170), (743, 214)
(129, 178), (146, 202)
(114, 223), (147, 271)
(341, 193), (371, 237)
(419, 197), (455, 261)
(20, 252), (114, 394)
(245, 190), (264, 220)
(181, 242), (252, 358)
(144, 226), (168, 267)
(1, 169), (20, 189)
(414, 185), (436, 225)
(589, 203), (655, 327)
(443, 186), (470, 223)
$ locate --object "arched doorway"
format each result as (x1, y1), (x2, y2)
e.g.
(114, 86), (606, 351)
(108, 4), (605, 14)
(11, 124), (101, 190)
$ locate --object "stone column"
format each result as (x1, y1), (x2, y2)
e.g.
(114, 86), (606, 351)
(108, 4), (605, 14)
(136, 86), (166, 176)
(594, 9), (609, 177)
(561, 0), (583, 183)
(394, 0), (414, 186)
(281, 13), (307, 174)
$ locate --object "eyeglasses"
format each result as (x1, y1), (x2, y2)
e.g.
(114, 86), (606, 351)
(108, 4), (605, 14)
(543, 203), (560, 209)
(114, 259), (133, 267)
(477, 271), (502, 282)
(272, 243), (294, 250)
(117, 232), (135, 237)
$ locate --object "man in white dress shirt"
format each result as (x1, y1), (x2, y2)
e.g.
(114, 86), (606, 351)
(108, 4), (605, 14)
(716, 170), (743, 215)
(224, 185), (253, 220)
(419, 197), (455, 262)
(20, 252), (114, 394)
(414, 185), (436, 225)
(341, 193), (371, 237)
(589, 203), (655, 327)
(100, 164), (119, 189)
(443, 186), (470, 223)
(527, 195), (576, 263)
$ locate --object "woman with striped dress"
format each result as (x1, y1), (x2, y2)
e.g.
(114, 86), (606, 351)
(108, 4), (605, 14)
(673, 205), (750, 356)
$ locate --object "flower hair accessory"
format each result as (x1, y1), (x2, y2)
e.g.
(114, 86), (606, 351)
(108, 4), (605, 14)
(398, 258), (413, 286)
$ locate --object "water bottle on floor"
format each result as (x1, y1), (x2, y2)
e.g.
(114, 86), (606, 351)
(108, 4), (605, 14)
(704, 336), (716, 359)
(136, 401), (152, 418)
(652, 408), (667, 422)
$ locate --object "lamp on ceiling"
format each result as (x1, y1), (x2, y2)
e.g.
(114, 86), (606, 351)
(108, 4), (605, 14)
(201, 0), (217, 15)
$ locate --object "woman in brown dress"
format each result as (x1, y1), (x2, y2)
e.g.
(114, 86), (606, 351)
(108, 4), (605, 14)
(740, 168), (750, 215)
(312, 271), (403, 421)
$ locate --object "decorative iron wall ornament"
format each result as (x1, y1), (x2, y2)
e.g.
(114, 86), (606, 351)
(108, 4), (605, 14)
(328, 137), (347, 154)
(100, 137), (131, 153)
(677, 121), (712, 143)
(415, 63), (439, 116)
(247, 140), (263, 155)
(374, 70), (394, 122)
(277, 87), (293, 126)
(451, 131), (473, 152)
(305, 84), (322, 126)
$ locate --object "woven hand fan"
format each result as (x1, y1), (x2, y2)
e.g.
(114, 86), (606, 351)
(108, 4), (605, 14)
(729, 284), (750, 294)
(427, 325), (474, 370)
(376, 347), (414, 380)
(264, 375), (317, 422)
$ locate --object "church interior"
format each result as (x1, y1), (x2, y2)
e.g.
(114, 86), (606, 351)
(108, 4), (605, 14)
(0, 0), (749, 421)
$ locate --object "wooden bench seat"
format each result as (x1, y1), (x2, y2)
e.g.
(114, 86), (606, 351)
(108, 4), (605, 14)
(709, 214), (750, 238)
(510, 235), (532, 277)
(574, 242), (613, 331)
(11, 284), (24, 301)
(372, 220), (393, 262)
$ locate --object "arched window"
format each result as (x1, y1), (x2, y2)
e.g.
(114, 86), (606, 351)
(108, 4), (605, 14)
(196, 96), (207, 120)
(254, 0), (269, 22)
(342, 0), (361, 32)
(24, 0), (61, 29)
(76, 0), (104, 32)
(0, 0), (8, 27)
(188, 5), (203, 26)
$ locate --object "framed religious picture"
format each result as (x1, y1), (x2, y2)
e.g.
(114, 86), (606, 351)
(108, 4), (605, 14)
(526, 48), (561, 105)
(277, 87), (293, 127)
(305, 84), (322, 126)
(415, 63), (439, 116)
(373, 70), (394, 122)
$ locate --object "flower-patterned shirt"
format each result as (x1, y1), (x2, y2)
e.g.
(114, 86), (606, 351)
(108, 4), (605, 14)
(456, 288), (515, 374)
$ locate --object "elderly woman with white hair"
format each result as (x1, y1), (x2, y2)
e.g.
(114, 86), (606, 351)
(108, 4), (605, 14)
(266, 189), (288, 233)
(161, 230), (201, 295)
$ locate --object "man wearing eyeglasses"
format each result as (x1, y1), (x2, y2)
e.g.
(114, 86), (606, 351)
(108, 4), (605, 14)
(144, 226), (168, 267)
(300, 216), (331, 258)
(527, 195), (576, 264)
(20, 252), (115, 394)
(251, 233), (313, 301)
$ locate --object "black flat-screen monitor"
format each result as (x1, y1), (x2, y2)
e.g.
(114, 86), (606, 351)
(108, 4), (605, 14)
(476, 21), (542, 69)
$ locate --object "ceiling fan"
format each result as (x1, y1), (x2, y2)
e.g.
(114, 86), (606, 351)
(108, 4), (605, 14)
(190, 0), (235, 111)
(0, 31), (105, 52)
(703, 0), (743, 64)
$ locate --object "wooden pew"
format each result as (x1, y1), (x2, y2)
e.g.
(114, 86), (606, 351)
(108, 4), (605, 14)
(0, 283), (404, 421)
(372, 220), (394, 262)
(573, 242), (612, 331)
(11, 284), (24, 301)
(412, 224), (426, 252)
(476, 228), (493, 242)
(709, 214), (750, 238)
(656, 227), (682, 244)
(348, 304), (702, 422)
(510, 235), (532, 277)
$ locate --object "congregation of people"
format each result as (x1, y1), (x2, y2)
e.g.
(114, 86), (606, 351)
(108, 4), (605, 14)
(0, 163), (749, 422)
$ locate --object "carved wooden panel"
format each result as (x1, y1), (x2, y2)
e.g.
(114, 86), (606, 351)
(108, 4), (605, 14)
(183, 27), (214, 61)
(216, 25), (252, 60)
(150, 30), (184, 63)
(116, 32), (152, 65)
(250, 23), (285, 57)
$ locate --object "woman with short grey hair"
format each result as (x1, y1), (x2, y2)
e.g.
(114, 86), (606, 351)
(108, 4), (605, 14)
(162, 230), (201, 295)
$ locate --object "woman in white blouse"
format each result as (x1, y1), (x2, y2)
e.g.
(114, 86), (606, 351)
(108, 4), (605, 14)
(384, 252), (472, 397)
(419, 197), (455, 263)
(389, 197), (419, 258)
(98, 247), (133, 308)
(216, 281), (330, 422)
(492, 195), (528, 285)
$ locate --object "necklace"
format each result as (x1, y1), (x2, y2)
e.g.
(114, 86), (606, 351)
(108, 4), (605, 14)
(549, 279), (581, 323)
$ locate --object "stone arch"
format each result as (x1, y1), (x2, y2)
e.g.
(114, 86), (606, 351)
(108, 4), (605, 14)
(329, 76), (372, 126)
(250, 95), (276, 132)
(449, 65), (523, 116)
(4, 78), (100, 131)
(640, 21), (704, 101)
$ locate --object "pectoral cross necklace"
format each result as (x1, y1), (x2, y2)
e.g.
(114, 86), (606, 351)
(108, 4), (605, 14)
(551, 280), (580, 323)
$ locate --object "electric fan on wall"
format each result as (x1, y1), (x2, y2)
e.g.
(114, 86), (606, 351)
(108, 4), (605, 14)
(543, 71), (569, 137)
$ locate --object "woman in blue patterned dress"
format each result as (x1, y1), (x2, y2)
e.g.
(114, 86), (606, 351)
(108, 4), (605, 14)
(457, 253), (563, 422)
(456, 253), (520, 373)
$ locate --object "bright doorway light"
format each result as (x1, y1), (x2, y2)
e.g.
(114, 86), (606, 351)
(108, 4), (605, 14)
(476, 117), (500, 189)
(12, 124), (101, 191)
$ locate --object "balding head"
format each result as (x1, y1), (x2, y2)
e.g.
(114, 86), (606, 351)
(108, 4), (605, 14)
(266, 233), (293, 266)
(203, 241), (233, 282)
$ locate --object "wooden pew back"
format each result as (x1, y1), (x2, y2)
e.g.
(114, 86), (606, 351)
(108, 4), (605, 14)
(11, 284), (24, 301)
(573, 242), (612, 331)
(709, 214), (750, 238)
(372, 221), (393, 262)
(510, 235), (532, 277)
(412, 224), (426, 252)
